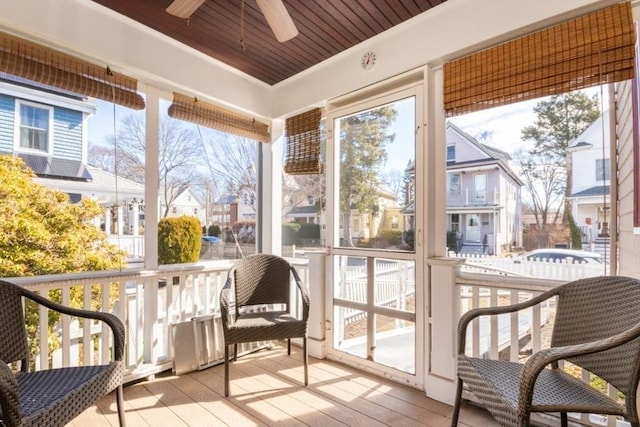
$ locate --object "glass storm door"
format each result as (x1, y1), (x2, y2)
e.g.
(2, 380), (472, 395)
(326, 85), (424, 388)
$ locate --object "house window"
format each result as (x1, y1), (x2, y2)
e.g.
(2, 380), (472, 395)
(450, 213), (460, 232)
(172, 206), (177, 214)
(449, 173), (460, 195)
(595, 158), (610, 181)
(308, 195), (315, 205)
(447, 144), (455, 162)
(17, 101), (52, 153)
(194, 208), (198, 215)
(474, 173), (487, 201)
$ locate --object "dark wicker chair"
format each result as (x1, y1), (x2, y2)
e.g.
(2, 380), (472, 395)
(451, 276), (640, 427)
(0, 280), (126, 427)
(220, 254), (310, 397)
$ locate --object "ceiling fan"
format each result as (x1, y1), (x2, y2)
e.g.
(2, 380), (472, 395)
(165, 0), (298, 42)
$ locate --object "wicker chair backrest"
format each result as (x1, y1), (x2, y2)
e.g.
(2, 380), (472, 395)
(232, 254), (292, 309)
(551, 276), (640, 394)
(0, 281), (30, 365)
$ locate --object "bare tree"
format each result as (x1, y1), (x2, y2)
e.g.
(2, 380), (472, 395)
(88, 113), (203, 217)
(202, 133), (258, 212)
(513, 148), (564, 230)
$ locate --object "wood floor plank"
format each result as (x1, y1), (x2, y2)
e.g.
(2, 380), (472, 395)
(67, 345), (498, 427)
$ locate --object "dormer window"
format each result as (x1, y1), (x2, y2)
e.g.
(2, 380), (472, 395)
(447, 144), (455, 162)
(16, 100), (52, 153)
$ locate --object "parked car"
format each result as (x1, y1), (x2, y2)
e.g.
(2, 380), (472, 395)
(202, 236), (221, 243)
(518, 248), (603, 264)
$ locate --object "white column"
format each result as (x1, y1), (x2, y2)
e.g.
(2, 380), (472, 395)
(425, 257), (464, 405)
(132, 201), (140, 236)
(306, 250), (327, 358)
(261, 118), (284, 254)
(143, 85), (161, 270)
(105, 208), (112, 235)
(142, 85), (162, 363)
(117, 204), (124, 235)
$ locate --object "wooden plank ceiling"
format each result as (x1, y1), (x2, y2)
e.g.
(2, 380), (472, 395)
(91, 0), (447, 85)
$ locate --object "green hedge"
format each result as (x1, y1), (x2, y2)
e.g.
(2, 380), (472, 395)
(158, 216), (202, 264)
(282, 222), (301, 245)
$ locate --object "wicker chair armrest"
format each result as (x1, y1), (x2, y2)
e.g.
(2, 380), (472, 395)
(291, 266), (310, 321)
(517, 321), (640, 413)
(457, 288), (560, 355)
(0, 360), (21, 426)
(18, 287), (125, 361)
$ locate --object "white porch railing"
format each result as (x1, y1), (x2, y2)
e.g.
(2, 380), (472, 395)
(8, 258), (310, 383)
(457, 272), (630, 427)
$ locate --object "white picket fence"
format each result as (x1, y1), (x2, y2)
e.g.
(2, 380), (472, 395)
(449, 252), (609, 280)
(338, 260), (415, 325)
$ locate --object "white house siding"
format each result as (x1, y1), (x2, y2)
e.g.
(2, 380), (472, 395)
(616, 79), (640, 278)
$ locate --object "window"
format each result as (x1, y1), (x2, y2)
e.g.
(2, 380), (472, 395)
(172, 206), (177, 214)
(474, 173), (487, 201)
(450, 213), (460, 232)
(17, 101), (52, 153)
(595, 158), (610, 181)
(449, 173), (461, 195)
(447, 144), (455, 162)
(307, 195), (315, 205)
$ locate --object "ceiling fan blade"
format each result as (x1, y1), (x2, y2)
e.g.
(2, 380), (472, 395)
(166, 0), (205, 19)
(255, 0), (298, 42)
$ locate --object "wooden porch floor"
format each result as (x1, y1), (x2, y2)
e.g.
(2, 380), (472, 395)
(68, 345), (498, 427)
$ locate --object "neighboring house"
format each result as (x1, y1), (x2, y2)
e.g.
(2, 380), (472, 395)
(446, 123), (523, 255)
(0, 73), (96, 198)
(403, 123), (523, 255)
(160, 187), (206, 225)
(212, 194), (255, 227)
(567, 111), (611, 243)
(341, 189), (400, 242)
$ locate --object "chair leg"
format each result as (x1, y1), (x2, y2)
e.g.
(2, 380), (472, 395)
(116, 384), (126, 427)
(560, 411), (568, 427)
(224, 345), (230, 397)
(233, 343), (238, 361)
(288, 338), (291, 355)
(451, 378), (463, 427)
(303, 337), (308, 386)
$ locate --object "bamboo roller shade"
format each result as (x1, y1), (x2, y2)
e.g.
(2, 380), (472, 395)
(168, 92), (270, 142)
(284, 107), (323, 175)
(444, 2), (635, 116)
(0, 31), (145, 110)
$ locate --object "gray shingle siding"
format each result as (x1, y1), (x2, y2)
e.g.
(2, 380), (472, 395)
(0, 94), (15, 152)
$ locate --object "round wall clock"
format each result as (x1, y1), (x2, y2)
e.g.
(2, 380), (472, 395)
(361, 51), (377, 71)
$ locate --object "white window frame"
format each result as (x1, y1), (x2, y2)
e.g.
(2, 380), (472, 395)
(446, 144), (455, 162)
(14, 99), (54, 155)
(449, 172), (461, 195)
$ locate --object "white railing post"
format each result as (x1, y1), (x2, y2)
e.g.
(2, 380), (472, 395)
(305, 250), (327, 359)
(425, 256), (465, 405)
(143, 275), (160, 364)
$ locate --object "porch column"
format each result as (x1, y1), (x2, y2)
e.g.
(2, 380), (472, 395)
(132, 200), (140, 236)
(105, 208), (112, 235)
(305, 250), (327, 359)
(260, 118), (284, 255)
(425, 257), (464, 405)
(117, 204), (124, 235)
